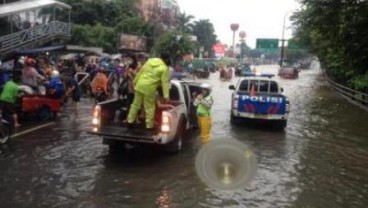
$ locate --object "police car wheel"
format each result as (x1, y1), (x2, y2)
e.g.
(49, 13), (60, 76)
(275, 120), (287, 129)
(230, 113), (241, 125)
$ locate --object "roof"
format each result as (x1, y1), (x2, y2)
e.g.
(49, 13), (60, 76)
(15, 45), (65, 54)
(0, 0), (71, 18)
(66, 45), (103, 54)
(239, 76), (276, 81)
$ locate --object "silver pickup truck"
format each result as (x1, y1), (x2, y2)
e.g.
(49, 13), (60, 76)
(88, 80), (201, 153)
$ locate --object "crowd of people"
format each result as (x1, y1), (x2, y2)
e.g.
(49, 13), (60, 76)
(0, 56), (83, 126)
(0, 52), (214, 143)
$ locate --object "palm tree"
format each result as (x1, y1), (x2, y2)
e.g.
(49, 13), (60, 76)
(176, 12), (194, 33)
(192, 19), (217, 57)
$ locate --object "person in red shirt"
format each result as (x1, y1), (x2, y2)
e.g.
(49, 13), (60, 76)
(90, 67), (108, 95)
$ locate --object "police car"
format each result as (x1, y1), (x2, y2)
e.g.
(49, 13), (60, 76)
(228, 73), (290, 128)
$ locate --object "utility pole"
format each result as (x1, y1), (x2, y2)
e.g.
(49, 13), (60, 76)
(280, 11), (292, 67)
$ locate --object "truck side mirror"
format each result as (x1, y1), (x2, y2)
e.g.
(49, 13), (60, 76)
(229, 85), (235, 90)
(280, 88), (284, 93)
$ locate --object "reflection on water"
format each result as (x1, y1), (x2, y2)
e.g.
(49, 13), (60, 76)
(0, 64), (368, 207)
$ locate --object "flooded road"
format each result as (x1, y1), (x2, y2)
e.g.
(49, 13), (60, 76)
(1, 63), (368, 208)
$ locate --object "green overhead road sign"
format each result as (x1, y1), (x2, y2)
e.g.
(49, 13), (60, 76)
(256, 39), (279, 49)
(256, 39), (279, 54)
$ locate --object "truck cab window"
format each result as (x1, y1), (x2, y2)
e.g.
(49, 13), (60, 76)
(269, 81), (278, 93)
(259, 80), (269, 93)
(170, 85), (180, 101)
(239, 80), (249, 91)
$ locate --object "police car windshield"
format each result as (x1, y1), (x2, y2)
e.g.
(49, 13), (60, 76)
(239, 79), (279, 93)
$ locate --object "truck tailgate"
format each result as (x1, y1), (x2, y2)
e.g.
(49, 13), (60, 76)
(88, 126), (158, 143)
(237, 93), (286, 115)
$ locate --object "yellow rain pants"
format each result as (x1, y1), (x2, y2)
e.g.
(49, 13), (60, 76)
(127, 91), (156, 128)
(197, 116), (212, 144)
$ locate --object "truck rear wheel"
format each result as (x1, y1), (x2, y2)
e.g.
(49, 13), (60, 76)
(104, 139), (126, 153)
(165, 119), (185, 154)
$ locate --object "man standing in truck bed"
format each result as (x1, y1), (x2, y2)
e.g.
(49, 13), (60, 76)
(126, 53), (171, 130)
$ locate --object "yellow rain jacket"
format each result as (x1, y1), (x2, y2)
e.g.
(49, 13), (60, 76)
(194, 95), (213, 144)
(134, 58), (170, 98)
(127, 58), (170, 128)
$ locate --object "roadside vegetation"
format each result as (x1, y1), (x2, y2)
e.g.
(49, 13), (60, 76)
(292, 0), (368, 92)
(57, 0), (217, 61)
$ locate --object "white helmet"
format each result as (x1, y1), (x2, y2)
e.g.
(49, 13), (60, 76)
(50, 70), (60, 78)
(200, 83), (212, 93)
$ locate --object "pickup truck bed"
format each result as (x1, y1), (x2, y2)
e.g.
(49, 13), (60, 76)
(88, 80), (199, 153)
(89, 125), (159, 143)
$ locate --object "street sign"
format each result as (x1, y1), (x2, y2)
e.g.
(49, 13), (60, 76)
(256, 39), (279, 50)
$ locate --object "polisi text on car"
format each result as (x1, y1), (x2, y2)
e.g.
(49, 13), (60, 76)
(241, 95), (283, 103)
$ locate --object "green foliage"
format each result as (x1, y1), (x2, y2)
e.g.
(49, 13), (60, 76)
(115, 17), (154, 50)
(217, 58), (237, 67)
(292, 0), (368, 91)
(348, 74), (368, 91)
(153, 31), (194, 64)
(60, 0), (137, 26)
(115, 17), (152, 35)
(57, 0), (218, 58)
(176, 12), (194, 33)
(192, 19), (217, 57)
(71, 24), (117, 53)
(285, 49), (310, 65)
(58, 0), (154, 53)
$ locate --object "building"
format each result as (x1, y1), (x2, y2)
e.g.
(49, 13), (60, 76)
(137, 0), (160, 22)
(0, 0), (71, 58)
(137, 0), (179, 28)
(0, 0), (22, 5)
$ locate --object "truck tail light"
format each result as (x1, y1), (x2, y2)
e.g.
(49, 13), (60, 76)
(161, 111), (171, 133)
(285, 99), (290, 113)
(92, 105), (101, 130)
(233, 95), (239, 109)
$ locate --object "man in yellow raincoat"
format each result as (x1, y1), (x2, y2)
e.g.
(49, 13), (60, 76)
(193, 83), (213, 144)
(126, 53), (171, 129)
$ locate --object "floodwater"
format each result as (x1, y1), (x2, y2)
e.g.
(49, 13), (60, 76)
(0, 63), (367, 208)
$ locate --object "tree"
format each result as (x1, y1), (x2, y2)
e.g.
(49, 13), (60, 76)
(153, 31), (195, 64)
(70, 24), (117, 53)
(115, 17), (154, 51)
(59, 0), (138, 26)
(176, 12), (194, 33)
(57, 0), (154, 53)
(192, 19), (217, 57)
(292, 0), (368, 91)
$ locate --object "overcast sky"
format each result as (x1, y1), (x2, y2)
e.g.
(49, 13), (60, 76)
(177, 0), (300, 48)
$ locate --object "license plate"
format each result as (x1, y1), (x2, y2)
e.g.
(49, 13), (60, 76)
(254, 114), (268, 119)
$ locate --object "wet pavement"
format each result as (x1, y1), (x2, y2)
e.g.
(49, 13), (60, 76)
(1, 63), (368, 208)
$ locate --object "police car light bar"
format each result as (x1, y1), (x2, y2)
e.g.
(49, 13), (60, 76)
(260, 73), (275, 78)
